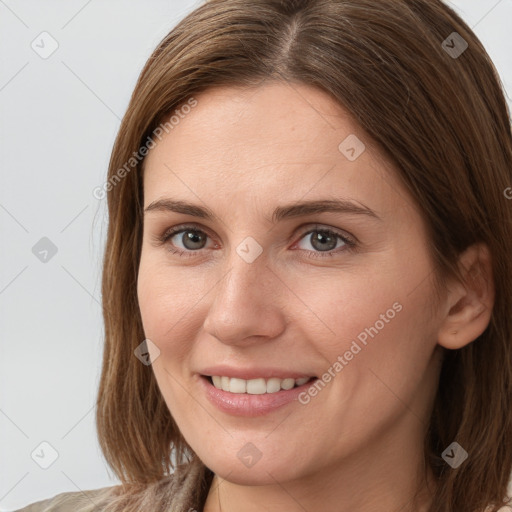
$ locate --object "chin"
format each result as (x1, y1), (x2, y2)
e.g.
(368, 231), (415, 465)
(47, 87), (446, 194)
(210, 461), (294, 486)
(197, 444), (309, 486)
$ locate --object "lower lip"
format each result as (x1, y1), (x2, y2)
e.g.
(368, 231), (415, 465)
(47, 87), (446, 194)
(199, 375), (318, 417)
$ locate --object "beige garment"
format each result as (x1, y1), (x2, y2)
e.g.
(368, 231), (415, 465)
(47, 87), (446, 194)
(14, 459), (213, 512)
(14, 485), (118, 512)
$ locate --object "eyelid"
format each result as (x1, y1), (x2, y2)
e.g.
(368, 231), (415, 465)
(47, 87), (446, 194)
(298, 223), (357, 245)
(155, 221), (357, 257)
(157, 222), (216, 245)
(158, 221), (356, 240)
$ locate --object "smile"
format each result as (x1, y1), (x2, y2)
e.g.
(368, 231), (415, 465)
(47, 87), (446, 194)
(208, 375), (314, 394)
(199, 373), (320, 417)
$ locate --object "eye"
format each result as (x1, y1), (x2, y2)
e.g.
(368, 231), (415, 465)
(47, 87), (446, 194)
(155, 223), (357, 259)
(158, 224), (214, 257)
(292, 225), (356, 259)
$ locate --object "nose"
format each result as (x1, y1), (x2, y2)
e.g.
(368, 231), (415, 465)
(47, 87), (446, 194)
(202, 254), (287, 347)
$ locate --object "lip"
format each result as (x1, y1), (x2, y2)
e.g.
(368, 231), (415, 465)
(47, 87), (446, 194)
(198, 374), (318, 417)
(198, 365), (316, 380)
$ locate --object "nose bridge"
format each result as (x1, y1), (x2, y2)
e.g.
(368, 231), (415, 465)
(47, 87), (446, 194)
(220, 229), (276, 294)
(218, 246), (275, 313)
(202, 246), (285, 344)
(224, 248), (271, 302)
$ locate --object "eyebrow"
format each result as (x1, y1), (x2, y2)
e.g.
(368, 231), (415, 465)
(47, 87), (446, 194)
(143, 198), (381, 223)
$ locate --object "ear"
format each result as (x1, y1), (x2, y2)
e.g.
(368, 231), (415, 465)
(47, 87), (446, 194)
(437, 243), (495, 350)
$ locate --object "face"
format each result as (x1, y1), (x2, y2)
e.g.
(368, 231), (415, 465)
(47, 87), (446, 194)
(137, 82), (443, 486)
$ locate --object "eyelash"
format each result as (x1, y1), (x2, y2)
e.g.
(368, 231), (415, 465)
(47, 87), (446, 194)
(155, 223), (357, 260)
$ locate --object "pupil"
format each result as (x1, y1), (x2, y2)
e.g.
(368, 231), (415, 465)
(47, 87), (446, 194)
(184, 231), (205, 250)
(312, 231), (336, 251)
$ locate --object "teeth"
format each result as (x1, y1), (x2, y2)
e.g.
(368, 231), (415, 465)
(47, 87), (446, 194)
(230, 378), (246, 393)
(281, 378), (295, 390)
(209, 375), (313, 394)
(266, 377), (281, 394)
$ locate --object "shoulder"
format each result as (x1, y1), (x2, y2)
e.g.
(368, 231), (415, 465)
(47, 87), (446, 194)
(14, 485), (119, 512)
(14, 460), (214, 512)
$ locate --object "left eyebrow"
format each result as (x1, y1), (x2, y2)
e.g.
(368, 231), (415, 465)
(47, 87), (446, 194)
(271, 198), (381, 223)
(143, 198), (382, 223)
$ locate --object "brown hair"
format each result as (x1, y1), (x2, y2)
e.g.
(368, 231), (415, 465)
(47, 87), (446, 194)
(96, 1), (512, 510)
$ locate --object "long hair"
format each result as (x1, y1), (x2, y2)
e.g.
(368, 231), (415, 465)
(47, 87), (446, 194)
(95, 1), (512, 510)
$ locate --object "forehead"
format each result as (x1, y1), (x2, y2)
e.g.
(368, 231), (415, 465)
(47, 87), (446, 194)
(142, 82), (410, 217)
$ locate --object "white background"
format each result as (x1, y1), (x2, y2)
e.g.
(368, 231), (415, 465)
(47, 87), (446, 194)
(1, 1), (511, 510)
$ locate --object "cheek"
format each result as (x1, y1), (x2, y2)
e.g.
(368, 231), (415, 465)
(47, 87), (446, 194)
(293, 269), (401, 353)
(297, 262), (434, 377)
(137, 257), (195, 360)
(137, 254), (211, 370)
(137, 259), (199, 414)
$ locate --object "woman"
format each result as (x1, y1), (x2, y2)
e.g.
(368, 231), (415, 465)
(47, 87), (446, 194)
(17, 0), (512, 511)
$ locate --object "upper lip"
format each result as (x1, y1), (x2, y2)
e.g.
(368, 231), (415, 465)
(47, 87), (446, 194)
(199, 366), (317, 380)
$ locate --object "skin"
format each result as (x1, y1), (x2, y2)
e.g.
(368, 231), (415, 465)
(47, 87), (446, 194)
(137, 81), (494, 512)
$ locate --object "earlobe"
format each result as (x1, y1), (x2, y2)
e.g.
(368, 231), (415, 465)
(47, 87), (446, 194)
(437, 243), (495, 350)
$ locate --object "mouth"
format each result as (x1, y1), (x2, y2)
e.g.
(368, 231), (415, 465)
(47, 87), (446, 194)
(201, 375), (317, 395)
